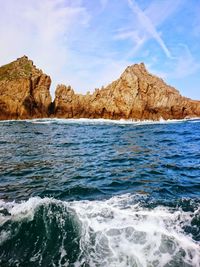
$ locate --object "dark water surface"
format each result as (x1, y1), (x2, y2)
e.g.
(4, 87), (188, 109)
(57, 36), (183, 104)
(0, 119), (199, 266)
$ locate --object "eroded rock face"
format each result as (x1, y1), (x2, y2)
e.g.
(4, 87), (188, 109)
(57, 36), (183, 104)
(0, 56), (52, 120)
(0, 58), (199, 121)
(54, 63), (200, 120)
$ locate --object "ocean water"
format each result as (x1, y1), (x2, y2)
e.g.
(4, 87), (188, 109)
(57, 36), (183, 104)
(0, 118), (199, 267)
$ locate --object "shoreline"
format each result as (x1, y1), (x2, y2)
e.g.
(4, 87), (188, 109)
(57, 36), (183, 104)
(0, 117), (199, 125)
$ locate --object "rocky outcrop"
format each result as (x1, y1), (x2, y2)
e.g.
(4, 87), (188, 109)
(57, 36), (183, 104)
(54, 63), (200, 120)
(0, 56), (51, 120)
(0, 57), (199, 121)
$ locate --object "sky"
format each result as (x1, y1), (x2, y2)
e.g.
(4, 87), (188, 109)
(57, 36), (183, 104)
(0, 0), (200, 99)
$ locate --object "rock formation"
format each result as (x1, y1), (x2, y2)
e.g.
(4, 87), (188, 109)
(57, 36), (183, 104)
(54, 63), (200, 120)
(0, 56), (52, 120)
(0, 57), (200, 121)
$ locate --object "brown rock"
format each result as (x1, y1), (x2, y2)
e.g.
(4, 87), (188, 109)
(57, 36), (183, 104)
(54, 63), (200, 120)
(0, 56), (52, 120)
(0, 58), (199, 121)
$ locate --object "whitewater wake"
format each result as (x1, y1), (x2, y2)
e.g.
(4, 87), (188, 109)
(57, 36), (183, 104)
(0, 194), (199, 267)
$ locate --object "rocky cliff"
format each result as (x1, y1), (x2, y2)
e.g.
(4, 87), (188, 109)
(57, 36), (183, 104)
(0, 57), (200, 120)
(54, 63), (200, 120)
(0, 56), (52, 120)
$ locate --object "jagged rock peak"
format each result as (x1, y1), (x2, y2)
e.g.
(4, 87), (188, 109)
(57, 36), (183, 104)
(0, 57), (52, 120)
(56, 84), (74, 93)
(17, 55), (31, 62)
(120, 62), (151, 85)
(15, 56), (36, 70)
(123, 62), (146, 75)
(12, 55), (34, 69)
(1, 57), (200, 121)
(0, 55), (43, 82)
(128, 62), (146, 71)
(54, 62), (200, 120)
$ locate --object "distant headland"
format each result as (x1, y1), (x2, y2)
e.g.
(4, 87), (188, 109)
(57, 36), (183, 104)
(0, 56), (200, 121)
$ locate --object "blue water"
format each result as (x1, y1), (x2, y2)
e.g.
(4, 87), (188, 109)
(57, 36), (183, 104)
(0, 119), (199, 267)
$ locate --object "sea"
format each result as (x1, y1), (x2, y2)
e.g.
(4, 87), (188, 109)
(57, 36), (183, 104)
(0, 118), (199, 267)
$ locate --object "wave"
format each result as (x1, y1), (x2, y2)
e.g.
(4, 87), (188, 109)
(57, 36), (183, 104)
(0, 194), (199, 267)
(1, 117), (199, 126)
(29, 118), (200, 126)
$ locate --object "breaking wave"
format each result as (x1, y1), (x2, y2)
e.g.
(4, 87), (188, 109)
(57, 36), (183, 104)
(0, 117), (199, 126)
(0, 194), (199, 267)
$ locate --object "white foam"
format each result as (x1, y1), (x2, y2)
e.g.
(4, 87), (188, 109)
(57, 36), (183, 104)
(0, 117), (200, 125)
(0, 195), (199, 267)
(71, 194), (200, 267)
(18, 117), (200, 126)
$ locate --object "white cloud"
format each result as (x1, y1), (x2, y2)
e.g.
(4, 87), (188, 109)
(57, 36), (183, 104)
(0, 0), (90, 96)
(172, 45), (200, 78)
(0, 0), (134, 95)
(0, 0), (198, 100)
(58, 48), (133, 93)
(114, 29), (145, 44)
(146, 44), (200, 86)
(127, 0), (172, 58)
(114, 0), (183, 61)
(145, 0), (184, 27)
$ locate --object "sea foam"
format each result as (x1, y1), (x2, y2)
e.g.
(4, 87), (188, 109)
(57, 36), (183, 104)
(0, 117), (199, 126)
(0, 194), (199, 267)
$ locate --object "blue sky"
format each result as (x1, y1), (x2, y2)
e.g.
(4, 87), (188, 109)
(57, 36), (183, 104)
(0, 0), (200, 99)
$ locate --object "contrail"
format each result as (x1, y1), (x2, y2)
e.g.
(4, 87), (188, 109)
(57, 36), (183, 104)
(127, 0), (172, 58)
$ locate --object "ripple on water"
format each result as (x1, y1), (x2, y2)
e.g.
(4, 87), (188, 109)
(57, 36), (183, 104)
(0, 119), (200, 265)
